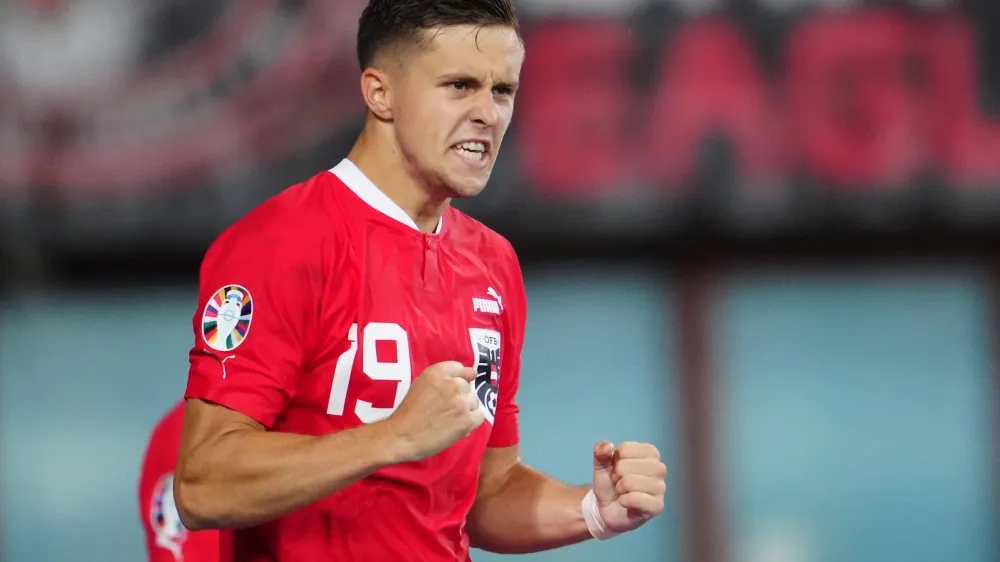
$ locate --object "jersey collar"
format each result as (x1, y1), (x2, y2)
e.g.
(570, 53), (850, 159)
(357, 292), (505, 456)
(330, 159), (443, 234)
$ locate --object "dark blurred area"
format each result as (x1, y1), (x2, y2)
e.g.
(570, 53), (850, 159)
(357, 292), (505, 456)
(1, 1), (998, 561)
(3, 0), (999, 284)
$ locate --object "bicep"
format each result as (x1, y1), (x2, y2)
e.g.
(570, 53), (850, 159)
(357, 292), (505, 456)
(178, 399), (264, 465)
(477, 445), (522, 498)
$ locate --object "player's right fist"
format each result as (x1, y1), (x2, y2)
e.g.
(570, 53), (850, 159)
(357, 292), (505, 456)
(382, 361), (485, 462)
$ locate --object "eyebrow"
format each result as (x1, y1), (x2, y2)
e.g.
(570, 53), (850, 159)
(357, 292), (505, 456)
(438, 74), (519, 91)
(494, 80), (519, 91)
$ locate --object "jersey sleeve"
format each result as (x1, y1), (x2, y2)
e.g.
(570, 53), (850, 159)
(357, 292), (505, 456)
(164, 530), (221, 562)
(142, 473), (221, 562)
(140, 404), (221, 562)
(488, 245), (527, 448)
(185, 219), (330, 428)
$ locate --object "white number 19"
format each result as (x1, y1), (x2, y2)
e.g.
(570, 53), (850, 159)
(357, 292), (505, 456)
(326, 322), (412, 423)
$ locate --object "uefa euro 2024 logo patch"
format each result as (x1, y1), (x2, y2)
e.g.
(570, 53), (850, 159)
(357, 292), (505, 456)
(202, 285), (253, 352)
(150, 473), (187, 561)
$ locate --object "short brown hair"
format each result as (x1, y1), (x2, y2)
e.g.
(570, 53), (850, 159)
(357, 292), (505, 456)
(357, 0), (520, 70)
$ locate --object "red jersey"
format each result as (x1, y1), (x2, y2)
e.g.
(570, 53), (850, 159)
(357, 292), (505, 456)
(184, 159), (527, 561)
(139, 401), (223, 562)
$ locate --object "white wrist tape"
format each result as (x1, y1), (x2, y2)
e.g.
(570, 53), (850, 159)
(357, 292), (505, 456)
(582, 488), (619, 540)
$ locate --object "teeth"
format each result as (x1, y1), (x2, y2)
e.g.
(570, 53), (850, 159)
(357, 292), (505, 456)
(454, 147), (484, 162)
(455, 141), (486, 153)
(453, 141), (487, 163)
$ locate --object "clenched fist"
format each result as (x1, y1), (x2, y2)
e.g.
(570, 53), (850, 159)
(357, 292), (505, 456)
(382, 361), (485, 462)
(591, 441), (667, 535)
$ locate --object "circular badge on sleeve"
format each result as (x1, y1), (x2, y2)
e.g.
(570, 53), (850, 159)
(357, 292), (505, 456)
(202, 285), (253, 351)
(150, 473), (188, 558)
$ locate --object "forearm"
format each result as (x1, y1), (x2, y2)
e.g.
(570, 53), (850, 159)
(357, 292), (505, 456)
(467, 463), (593, 554)
(176, 421), (397, 530)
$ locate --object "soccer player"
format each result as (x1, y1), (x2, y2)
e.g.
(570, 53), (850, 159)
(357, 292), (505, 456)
(174, 0), (668, 560)
(139, 401), (223, 562)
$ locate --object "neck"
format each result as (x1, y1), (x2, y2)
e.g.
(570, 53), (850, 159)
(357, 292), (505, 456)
(347, 123), (449, 234)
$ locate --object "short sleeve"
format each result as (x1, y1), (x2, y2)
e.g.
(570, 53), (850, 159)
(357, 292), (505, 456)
(141, 469), (221, 562)
(185, 223), (325, 428)
(488, 246), (527, 448)
(140, 404), (221, 562)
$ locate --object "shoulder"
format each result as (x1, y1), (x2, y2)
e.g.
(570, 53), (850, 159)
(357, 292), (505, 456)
(203, 171), (349, 268)
(446, 207), (520, 272)
(446, 208), (526, 317)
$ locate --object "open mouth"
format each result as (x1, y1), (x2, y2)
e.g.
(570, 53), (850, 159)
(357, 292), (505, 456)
(452, 141), (490, 165)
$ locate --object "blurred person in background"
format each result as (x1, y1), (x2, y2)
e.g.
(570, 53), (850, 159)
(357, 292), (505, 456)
(139, 401), (224, 562)
(172, 0), (668, 560)
(0, 0), (149, 200)
(0, 0), (146, 103)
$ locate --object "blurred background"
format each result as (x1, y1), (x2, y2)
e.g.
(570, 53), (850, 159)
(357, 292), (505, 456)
(1, 0), (999, 561)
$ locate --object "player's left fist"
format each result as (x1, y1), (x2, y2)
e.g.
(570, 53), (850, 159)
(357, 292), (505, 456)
(592, 441), (667, 534)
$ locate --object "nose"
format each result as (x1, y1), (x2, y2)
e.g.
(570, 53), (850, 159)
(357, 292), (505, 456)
(470, 90), (498, 128)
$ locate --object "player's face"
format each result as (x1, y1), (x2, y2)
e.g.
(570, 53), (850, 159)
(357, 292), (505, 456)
(393, 25), (524, 198)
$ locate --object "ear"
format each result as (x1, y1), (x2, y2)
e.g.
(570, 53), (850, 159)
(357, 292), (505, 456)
(360, 67), (393, 120)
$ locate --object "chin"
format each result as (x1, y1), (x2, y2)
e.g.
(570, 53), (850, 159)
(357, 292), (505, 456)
(443, 176), (489, 199)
